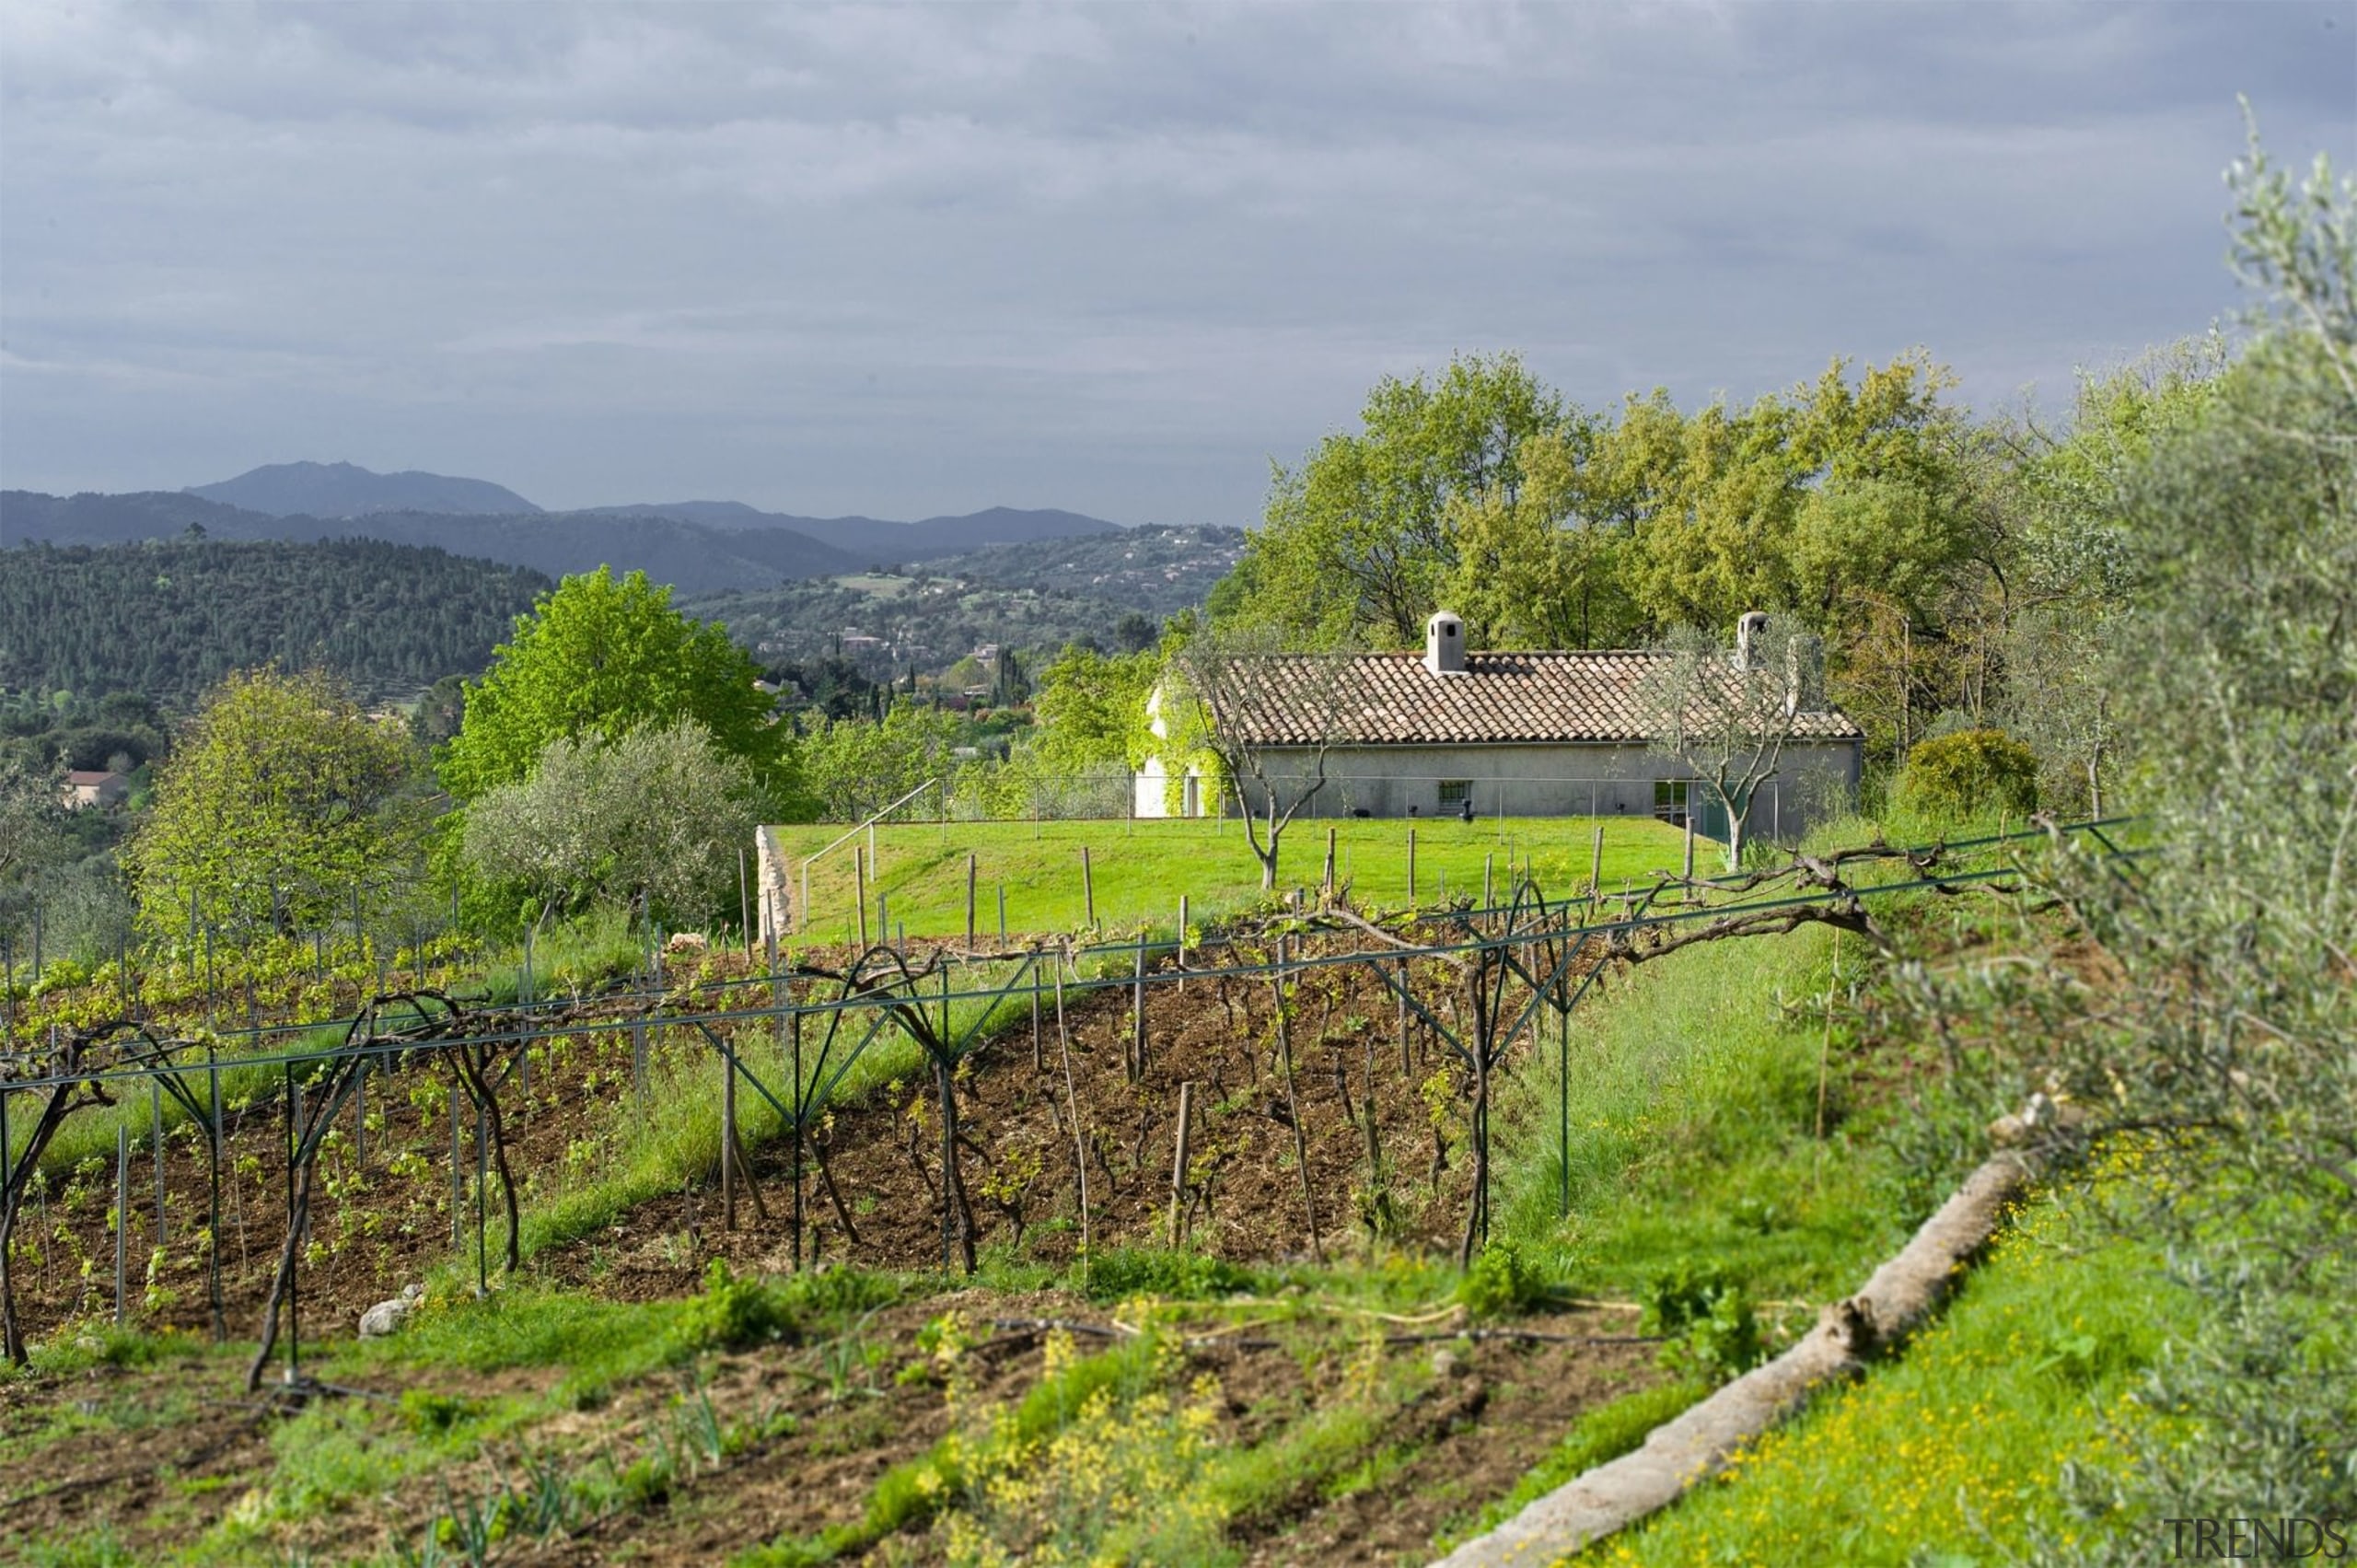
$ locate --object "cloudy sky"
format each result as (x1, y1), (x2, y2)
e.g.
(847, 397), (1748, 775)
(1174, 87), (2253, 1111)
(3, 3), (2351, 525)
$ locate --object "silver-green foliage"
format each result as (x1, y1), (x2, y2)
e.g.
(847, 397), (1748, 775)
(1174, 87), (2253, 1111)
(1940, 129), (2355, 1542)
(463, 720), (755, 924)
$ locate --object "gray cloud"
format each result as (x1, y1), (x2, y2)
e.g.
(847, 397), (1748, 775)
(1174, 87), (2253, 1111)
(3, 1), (2351, 524)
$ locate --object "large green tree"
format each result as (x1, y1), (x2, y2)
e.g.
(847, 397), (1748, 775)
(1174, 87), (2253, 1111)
(1227, 352), (1567, 645)
(1028, 644), (1158, 772)
(129, 667), (426, 934)
(441, 566), (792, 803)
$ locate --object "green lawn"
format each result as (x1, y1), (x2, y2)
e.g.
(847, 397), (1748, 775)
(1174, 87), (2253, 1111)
(767, 815), (1695, 940)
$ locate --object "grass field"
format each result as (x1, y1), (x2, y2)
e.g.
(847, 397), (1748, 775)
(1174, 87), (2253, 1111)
(768, 815), (1696, 940)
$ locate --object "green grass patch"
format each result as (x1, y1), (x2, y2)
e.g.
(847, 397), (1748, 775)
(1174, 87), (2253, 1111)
(1591, 1194), (2167, 1564)
(1493, 922), (1920, 1303)
(770, 816), (1692, 939)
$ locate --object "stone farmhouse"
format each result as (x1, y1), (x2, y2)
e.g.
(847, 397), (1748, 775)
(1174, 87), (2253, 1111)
(1133, 611), (1864, 842)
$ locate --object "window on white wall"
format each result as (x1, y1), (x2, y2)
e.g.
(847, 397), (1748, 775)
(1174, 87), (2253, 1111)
(1437, 780), (1471, 809)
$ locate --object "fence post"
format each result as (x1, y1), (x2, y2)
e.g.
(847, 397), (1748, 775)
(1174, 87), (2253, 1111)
(1684, 811), (1696, 886)
(152, 1084), (166, 1243)
(1589, 825), (1605, 900)
(966, 854), (977, 950)
(998, 883), (1007, 944)
(721, 1040), (737, 1235)
(1484, 853), (1494, 911)
(450, 1088), (464, 1248)
(854, 847), (869, 947)
(1167, 1081), (1195, 1247)
(1406, 827), (1417, 908)
(1131, 937), (1147, 1083)
(1082, 847), (1096, 931)
(1324, 827), (1337, 899)
(114, 1124), (128, 1325)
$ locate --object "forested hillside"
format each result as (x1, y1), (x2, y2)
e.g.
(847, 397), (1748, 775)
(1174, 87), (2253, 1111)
(0, 536), (551, 704)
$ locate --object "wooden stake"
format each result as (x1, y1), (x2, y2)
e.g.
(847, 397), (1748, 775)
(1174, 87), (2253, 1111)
(721, 1043), (737, 1233)
(1082, 846), (1096, 930)
(1323, 827), (1337, 898)
(1272, 935), (1324, 1263)
(1406, 827), (1417, 908)
(1131, 937), (1147, 1083)
(1167, 1082), (1195, 1247)
(1177, 894), (1190, 990)
(1053, 968), (1090, 1287)
(114, 1125), (128, 1324)
(1589, 824), (1605, 899)
(854, 847), (869, 947)
(966, 854), (978, 950)
(1816, 931), (1840, 1161)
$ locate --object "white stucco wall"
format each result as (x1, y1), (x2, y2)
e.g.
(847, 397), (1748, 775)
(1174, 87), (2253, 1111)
(1199, 740), (1861, 843)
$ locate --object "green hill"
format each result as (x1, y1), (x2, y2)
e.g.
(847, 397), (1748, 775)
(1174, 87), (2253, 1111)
(0, 536), (552, 705)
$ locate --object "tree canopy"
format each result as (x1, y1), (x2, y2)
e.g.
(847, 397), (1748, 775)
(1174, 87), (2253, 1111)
(440, 566), (793, 804)
(128, 666), (426, 934)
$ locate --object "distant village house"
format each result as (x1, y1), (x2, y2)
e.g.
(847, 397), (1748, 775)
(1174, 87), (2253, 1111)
(61, 770), (130, 810)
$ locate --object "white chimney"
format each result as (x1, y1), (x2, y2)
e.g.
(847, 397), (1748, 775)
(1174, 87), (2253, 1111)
(1424, 610), (1466, 676)
(1734, 610), (1771, 672)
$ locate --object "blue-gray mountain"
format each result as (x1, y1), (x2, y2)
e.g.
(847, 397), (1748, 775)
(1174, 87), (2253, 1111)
(189, 460), (542, 517)
(3, 483), (1123, 598)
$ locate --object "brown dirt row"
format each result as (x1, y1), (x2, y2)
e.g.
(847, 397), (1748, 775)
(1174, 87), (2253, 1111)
(0, 1294), (1658, 1567)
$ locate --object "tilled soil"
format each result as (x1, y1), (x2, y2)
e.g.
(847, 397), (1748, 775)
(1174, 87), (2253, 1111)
(0, 1295), (1659, 1567)
(11, 935), (1530, 1350)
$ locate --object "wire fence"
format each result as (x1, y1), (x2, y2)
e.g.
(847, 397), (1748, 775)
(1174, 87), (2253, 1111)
(830, 766), (1857, 841)
(0, 819), (2131, 1389)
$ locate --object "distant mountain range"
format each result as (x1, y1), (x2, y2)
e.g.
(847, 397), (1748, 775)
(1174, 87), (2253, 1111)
(189, 460), (542, 517)
(3, 463), (1126, 598)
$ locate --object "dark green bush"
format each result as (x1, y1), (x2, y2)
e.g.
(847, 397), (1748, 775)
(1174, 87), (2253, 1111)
(1895, 727), (2040, 822)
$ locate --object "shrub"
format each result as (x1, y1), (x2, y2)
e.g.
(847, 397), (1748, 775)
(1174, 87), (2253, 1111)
(1640, 1260), (1762, 1381)
(671, 1260), (793, 1353)
(1457, 1239), (1548, 1319)
(1894, 727), (2039, 823)
(1077, 1248), (1252, 1303)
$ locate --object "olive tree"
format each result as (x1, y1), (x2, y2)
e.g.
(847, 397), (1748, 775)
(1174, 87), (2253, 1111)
(463, 720), (757, 925)
(1920, 132), (2357, 1540)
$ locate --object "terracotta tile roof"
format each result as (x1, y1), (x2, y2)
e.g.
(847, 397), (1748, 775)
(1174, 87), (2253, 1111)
(1206, 652), (1864, 747)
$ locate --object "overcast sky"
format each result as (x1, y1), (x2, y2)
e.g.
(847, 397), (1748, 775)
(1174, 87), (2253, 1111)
(3, 2), (2351, 525)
